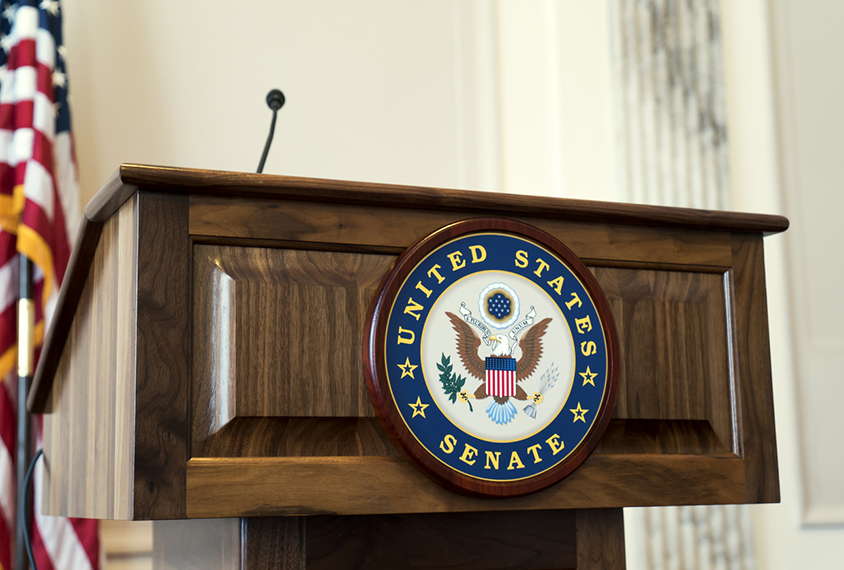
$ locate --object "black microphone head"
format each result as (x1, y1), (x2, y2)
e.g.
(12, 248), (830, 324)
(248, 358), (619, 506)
(266, 89), (285, 111)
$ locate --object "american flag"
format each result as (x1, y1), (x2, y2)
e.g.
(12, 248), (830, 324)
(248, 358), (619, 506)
(485, 356), (516, 398)
(0, 1), (99, 569)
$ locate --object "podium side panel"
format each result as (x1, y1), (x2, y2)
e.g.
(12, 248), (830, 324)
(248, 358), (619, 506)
(42, 196), (138, 519)
(731, 234), (780, 502)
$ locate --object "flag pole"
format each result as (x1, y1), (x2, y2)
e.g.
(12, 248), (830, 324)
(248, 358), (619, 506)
(16, 254), (34, 570)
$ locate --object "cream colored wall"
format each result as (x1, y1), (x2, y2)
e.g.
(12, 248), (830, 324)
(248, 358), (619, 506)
(64, 0), (476, 207)
(65, 0), (619, 207)
(496, 0), (617, 201)
(721, 0), (844, 567)
(767, 0), (844, 528)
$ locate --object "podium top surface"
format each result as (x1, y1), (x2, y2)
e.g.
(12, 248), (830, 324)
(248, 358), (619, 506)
(90, 164), (788, 233)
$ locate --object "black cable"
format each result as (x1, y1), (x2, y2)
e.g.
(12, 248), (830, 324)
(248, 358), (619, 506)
(256, 109), (278, 174)
(256, 89), (285, 174)
(20, 448), (43, 570)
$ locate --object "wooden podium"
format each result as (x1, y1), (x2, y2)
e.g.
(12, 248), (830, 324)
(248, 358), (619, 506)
(28, 165), (786, 569)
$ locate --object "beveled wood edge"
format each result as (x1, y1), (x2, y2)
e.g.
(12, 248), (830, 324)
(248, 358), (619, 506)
(106, 164), (788, 234)
(184, 454), (748, 518)
(83, 166), (139, 222)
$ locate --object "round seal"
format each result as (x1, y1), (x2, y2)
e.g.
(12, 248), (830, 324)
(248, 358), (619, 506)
(365, 218), (619, 497)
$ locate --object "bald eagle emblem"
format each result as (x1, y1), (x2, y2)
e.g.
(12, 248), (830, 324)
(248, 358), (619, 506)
(438, 282), (560, 425)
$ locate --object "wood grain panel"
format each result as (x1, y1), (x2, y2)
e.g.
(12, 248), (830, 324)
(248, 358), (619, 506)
(29, 217), (104, 412)
(731, 234), (780, 502)
(593, 267), (734, 452)
(244, 518), (306, 570)
(191, 245), (396, 457)
(42, 196), (138, 519)
(133, 192), (190, 519)
(232, 249), (389, 417)
(575, 509), (626, 569)
(306, 510), (577, 570)
(185, 454), (745, 518)
(189, 195), (734, 268)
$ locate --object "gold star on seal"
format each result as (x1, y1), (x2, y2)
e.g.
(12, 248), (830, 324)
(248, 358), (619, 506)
(397, 357), (418, 379)
(570, 402), (588, 423)
(409, 396), (429, 418)
(579, 366), (597, 387)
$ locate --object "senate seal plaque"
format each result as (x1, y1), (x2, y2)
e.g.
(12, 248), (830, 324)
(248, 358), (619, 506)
(365, 219), (619, 497)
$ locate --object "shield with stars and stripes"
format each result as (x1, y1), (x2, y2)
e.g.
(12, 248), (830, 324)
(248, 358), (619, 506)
(485, 356), (516, 397)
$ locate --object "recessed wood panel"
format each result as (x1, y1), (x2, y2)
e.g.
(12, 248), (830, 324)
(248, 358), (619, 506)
(197, 417), (725, 459)
(192, 245), (396, 456)
(592, 267), (734, 452)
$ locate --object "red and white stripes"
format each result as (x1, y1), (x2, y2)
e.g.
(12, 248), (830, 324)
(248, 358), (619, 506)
(0, 1), (97, 569)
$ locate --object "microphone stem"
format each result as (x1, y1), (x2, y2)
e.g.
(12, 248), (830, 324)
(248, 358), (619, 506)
(256, 108), (278, 174)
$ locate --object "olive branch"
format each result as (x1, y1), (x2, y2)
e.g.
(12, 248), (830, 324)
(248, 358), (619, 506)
(437, 354), (473, 412)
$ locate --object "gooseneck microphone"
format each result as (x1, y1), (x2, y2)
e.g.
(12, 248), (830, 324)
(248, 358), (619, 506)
(256, 89), (286, 173)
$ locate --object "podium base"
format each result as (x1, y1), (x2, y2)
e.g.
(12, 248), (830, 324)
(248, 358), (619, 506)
(153, 509), (625, 569)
